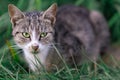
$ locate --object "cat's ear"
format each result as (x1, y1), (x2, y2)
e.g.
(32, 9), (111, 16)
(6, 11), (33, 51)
(42, 3), (57, 25)
(8, 4), (25, 26)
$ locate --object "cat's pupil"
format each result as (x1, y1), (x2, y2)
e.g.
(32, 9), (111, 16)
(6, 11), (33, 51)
(22, 32), (30, 38)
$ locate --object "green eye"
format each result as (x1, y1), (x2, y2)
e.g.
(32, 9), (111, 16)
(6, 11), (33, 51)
(40, 32), (47, 38)
(22, 32), (30, 38)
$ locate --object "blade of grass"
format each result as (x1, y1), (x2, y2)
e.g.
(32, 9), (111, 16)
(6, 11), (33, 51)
(52, 44), (73, 80)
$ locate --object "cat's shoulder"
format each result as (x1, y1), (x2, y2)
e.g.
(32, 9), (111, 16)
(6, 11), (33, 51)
(57, 4), (90, 17)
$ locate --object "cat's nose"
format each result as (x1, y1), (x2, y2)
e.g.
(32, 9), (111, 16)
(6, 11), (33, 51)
(32, 44), (39, 51)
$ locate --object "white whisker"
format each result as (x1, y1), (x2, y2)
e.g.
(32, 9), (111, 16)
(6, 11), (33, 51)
(10, 45), (21, 50)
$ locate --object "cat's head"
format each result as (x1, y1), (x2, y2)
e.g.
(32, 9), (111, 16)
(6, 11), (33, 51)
(8, 3), (57, 54)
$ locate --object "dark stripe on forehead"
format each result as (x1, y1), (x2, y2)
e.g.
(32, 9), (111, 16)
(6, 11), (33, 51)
(25, 12), (41, 30)
(25, 11), (43, 18)
(24, 11), (52, 33)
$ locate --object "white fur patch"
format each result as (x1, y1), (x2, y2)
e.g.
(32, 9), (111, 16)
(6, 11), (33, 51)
(23, 30), (50, 71)
(23, 45), (49, 71)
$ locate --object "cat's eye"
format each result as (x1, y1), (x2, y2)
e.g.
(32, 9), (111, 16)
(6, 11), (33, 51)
(22, 32), (30, 38)
(40, 32), (47, 38)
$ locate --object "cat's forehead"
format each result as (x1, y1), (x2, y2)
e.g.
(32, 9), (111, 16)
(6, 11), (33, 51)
(25, 11), (43, 19)
(14, 11), (52, 33)
(24, 11), (51, 26)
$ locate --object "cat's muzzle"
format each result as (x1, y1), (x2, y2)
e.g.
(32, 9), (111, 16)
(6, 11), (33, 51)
(31, 45), (39, 54)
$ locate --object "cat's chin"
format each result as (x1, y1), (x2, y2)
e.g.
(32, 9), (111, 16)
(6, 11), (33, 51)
(31, 51), (40, 54)
(28, 49), (40, 54)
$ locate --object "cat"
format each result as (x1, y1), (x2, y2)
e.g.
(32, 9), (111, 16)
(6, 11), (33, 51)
(8, 3), (110, 72)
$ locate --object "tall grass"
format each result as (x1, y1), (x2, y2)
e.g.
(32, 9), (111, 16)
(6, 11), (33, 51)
(0, 0), (120, 79)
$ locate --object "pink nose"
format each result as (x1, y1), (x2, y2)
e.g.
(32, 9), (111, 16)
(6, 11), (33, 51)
(32, 44), (39, 51)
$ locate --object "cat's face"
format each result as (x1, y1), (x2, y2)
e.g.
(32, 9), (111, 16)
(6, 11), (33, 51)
(8, 4), (57, 54)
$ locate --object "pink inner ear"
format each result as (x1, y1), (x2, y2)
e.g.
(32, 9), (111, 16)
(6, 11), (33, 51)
(44, 13), (55, 20)
(11, 15), (24, 25)
(42, 4), (57, 25)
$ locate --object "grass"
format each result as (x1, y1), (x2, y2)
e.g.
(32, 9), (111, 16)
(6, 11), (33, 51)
(1, 41), (120, 80)
(0, 49), (120, 80)
(0, 0), (120, 79)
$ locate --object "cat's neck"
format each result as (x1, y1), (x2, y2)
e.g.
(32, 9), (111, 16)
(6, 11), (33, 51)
(23, 47), (50, 71)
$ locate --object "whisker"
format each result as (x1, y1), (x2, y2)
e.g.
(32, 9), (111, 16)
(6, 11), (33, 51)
(15, 50), (23, 55)
(10, 45), (21, 50)
(52, 42), (60, 45)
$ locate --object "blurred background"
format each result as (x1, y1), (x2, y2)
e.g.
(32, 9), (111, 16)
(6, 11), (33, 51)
(0, 0), (120, 59)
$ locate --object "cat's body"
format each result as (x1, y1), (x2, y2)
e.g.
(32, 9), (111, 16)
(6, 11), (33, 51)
(52, 5), (110, 70)
(8, 4), (110, 72)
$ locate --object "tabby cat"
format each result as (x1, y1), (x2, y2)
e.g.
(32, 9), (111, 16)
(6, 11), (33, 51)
(8, 3), (110, 72)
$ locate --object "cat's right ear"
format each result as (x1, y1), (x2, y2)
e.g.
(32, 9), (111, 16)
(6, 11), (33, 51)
(8, 4), (25, 26)
(42, 3), (57, 25)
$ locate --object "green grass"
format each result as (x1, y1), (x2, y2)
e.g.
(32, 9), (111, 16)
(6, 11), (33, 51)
(0, 0), (120, 79)
(0, 48), (120, 80)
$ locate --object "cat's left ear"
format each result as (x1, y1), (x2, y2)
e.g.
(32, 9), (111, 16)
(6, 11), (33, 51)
(42, 3), (57, 25)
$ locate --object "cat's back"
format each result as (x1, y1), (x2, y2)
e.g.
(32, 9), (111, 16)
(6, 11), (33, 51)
(55, 5), (95, 50)
(54, 4), (110, 63)
(54, 5), (97, 64)
(57, 5), (89, 18)
(56, 5), (91, 32)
